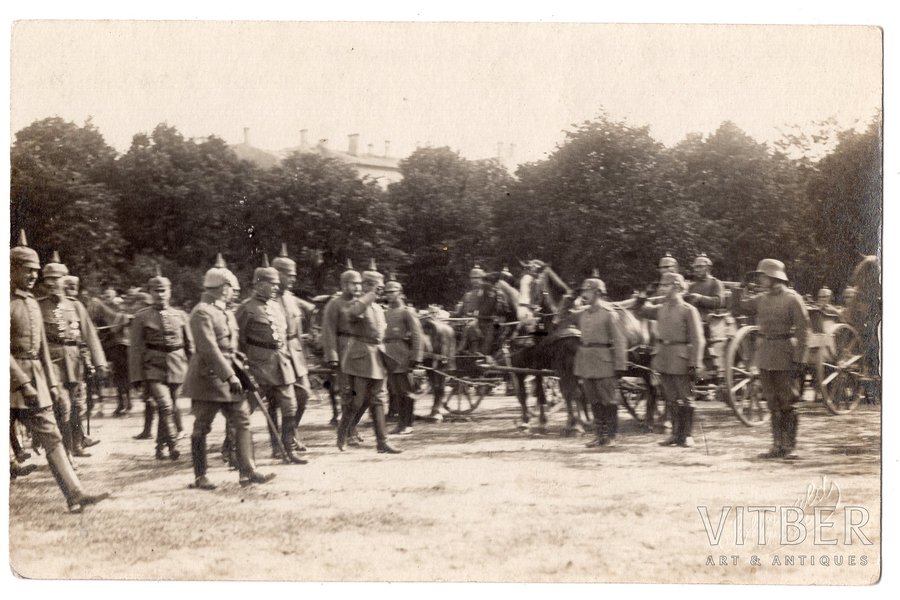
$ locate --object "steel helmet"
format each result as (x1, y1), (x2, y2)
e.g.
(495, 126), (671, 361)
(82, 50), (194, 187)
(692, 253), (713, 268)
(10, 230), (40, 270)
(754, 258), (788, 282)
(658, 253), (678, 269)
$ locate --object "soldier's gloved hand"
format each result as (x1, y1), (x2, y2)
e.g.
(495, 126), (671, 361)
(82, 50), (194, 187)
(20, 383), (40, 408)
(326, 361), (339, 371)
(227, 375), (244, 395)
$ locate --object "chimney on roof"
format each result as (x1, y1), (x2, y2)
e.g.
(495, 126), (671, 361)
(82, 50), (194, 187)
(384, 140), (391, 158)
(243, 127), (251, 145)
(300, 129), (308, 150)
(348, 133), (360, 157)
(367, 143), (374, 156)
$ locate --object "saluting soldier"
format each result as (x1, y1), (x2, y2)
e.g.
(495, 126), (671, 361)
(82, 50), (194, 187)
(10, 232), (109, 511)
(236, 256), (307, 465)
(271, 244), (314, 453)
(684, 254), (725, 323)
(635, 272), (705, 447)
(574, 275), (628, 448)
(321, 260), (365, 445)
(738, 259), (810, 460)
(185, 254), (276, 490)
(128, 267), (193, 460)
(38, 251), (108, 458)
(335, 260), (402, 454)
(383, 276), (424, 436)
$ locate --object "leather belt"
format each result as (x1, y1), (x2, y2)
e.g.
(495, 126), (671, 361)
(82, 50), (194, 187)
(47, 337), (78, 346)
(287, 333), (298, 340)
(762, 333), (793, 340)
(384, 337), (406, 343)
(582, 342), (612, 347)
(146, 343), (184, 353)
(13, 351), (39, 360)
(350, 334), (380, 344)
(247, 339), (283, 350)
(659, 340), (688, 346)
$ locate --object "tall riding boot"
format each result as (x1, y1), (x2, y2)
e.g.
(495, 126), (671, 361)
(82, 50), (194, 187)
(10, 420), (30, 463)
(268, 400), (282, 459)
(295, 391), (308, 425)
(760, 410), (784, 458)
(350, 401), (367, 444)
(46, 444), (109, 512)
(114, 389), (128, 417)
(390, 395), (408, 434)
(282, 417), (308, 465)
(134, 402), (154, 440)
(404, 393), (416, 433)
(660, 405), (682, 446)
(679, 405), (696, 448)
(172, 402), (185, 437)
(221, 426), (238, 470)
(644, 389), (659, 432)
(71, 414), (92, 458)
(236, 429), (276, 486)
(371, 404), (401, 454)
(604, 404), (619, 446)
(586, 403), (605, 448)
(336, 407), (354, 451)
(782, 409), (799, 459)
(11, 461), (38, 479)
(189, 436), (216, 490)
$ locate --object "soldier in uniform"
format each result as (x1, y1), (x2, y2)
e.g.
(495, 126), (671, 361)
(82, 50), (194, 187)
(574, 276), (628, 448)
(271, 244), (314, 453)
(86, 287), (133, 417)
(128, 267), (194, 460)
(683, 254), (726, 375)
(236, 256), (307, 465)
(455, 264), (487, 354)
(658, 253), (679, 277)
(321, 260), (365, 445)
(185, 255), (276, 490)
(10, 232), (109, 511)
(738, 259), (810, 460)
(39, 252), (109, 458)
(635, 272), (705, 447)
(383, 277), (424, 435)
(335, 261), (402, 454)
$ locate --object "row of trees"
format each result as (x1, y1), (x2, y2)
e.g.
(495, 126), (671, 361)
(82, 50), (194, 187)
(10, 111), (881, 306)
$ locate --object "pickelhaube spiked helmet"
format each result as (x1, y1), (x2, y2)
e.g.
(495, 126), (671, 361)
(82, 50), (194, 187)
(10, 230), (40, 269)
(42, 250), (69, 279)
(253, 253), (280, 284)
(692, 253), (713, 267)
(340, 258), (362, 285)
(147, 265), (171, 290)
(203, 252), (237, 288)
(361, 258), (384, 286)
(658, 252), (678, 269)
(580, 268), (607, 294)
(271, 242), (297, 275)
(383, 272), (402, 293)
(469, 264), (486, 279)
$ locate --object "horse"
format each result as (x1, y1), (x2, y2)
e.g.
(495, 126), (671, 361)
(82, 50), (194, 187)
(417, 308), (457, 420)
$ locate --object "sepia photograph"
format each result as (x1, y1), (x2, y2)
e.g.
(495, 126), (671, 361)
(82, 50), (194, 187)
(5, 8), (887, 588)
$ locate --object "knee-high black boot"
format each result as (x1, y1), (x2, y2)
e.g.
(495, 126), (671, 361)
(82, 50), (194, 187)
(336, 406), (354, 451)
(371, 404), (401, 454)
(782, 409), (798, 459)
(660, 405), (682, 446)
(46, 444), (109, 511)
(236, 429), (276, 486)
(282, 416), (308, 465)
(759, 410), (784, 458)
(189, 436), (216, 490)
(267, 399), (282, 458)
(134, 402), (154, 440)
(586, 402), (605, 448)
(604, 404), (619, 446)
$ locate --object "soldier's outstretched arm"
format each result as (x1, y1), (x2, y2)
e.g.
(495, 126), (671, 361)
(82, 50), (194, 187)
(347, 291), (377, 318)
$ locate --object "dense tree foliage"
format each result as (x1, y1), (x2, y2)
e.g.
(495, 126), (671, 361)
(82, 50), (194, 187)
(10, 112), (881, 308)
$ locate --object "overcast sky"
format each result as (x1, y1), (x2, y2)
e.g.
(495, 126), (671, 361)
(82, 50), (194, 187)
(10, 21), (881, 166)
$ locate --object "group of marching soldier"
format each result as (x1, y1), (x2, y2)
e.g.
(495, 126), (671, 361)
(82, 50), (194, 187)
(10, 225), (856, 511)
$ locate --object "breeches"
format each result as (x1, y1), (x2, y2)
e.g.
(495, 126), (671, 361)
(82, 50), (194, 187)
(11, 406), (63, 451)
(54, 382), (87, 426)
(346, 375), (386, 411)
(659, 373), (694, 407)
(387, 372), (413, 401)
(581, 377), (618, 407)
(261, 384), (297, 419)
(760, 370), (796, 412)
(191, 400), (251, 438)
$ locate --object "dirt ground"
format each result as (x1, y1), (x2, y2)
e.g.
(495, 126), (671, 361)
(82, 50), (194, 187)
(8, 385), (881, 584)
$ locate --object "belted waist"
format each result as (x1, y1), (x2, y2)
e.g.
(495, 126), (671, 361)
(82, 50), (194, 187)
(146, 343), (184, 353)
(47, 336), (79, 346)
(349, 334), (381, 345)
(659, 340), (688, 346)
(761, 333), (793, 340)
(384, 337), (407, 343)
(13, 351), (40, 360)
(287, 333), (298, 340)
(582, 342), (612, 347)
(247, 338), (284, 350)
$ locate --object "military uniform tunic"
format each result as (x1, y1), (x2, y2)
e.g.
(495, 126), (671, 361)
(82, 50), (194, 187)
(182, 293), (239, 403)
(637, 299), (705, 375)
(384, 304), (424, 374)
(574, 303), (627, 408)
(38, 295), (107, 384)
(128, 305), (193, 385)
(687, 276), (725, 323)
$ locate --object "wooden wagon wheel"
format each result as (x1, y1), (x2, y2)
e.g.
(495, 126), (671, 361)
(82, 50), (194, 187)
(620, 368), (663, 430)
(442, 378), (491, 415)
(817, 323), (867, 415)
(724, 325), (770, 426)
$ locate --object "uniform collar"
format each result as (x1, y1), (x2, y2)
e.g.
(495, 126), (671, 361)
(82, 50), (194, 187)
(13, 288), (33, 299)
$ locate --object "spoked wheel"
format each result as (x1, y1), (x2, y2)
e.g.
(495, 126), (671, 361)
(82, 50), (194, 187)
(620, 369), (664, 430)
(818, 324), (867, 415)
(725, 325), (769, 426)
(540, 376), (565, 414)
(442, 379), (489, 415)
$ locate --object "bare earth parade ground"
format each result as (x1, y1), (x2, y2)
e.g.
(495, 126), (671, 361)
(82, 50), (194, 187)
(9, 387), (880, 584)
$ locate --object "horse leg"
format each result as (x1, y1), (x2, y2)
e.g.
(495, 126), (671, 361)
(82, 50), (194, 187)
(430, 367), (446, 422)
(560, 373), (584, 437)
(533, 375), (548, 430)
